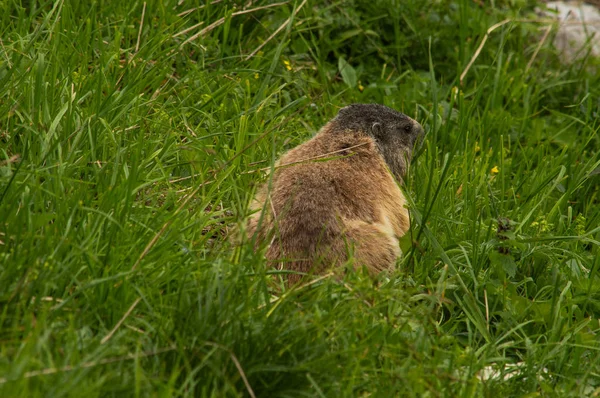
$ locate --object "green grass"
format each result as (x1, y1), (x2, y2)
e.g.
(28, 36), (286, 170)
(1, 0), (600, 396)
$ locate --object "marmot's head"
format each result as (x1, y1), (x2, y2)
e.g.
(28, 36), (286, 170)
(331, 103), (424, 181)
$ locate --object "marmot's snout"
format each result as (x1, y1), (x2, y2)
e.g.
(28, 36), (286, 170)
(407, 117), (425, 150)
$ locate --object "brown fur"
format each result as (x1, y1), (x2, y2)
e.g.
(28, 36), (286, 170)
(246, 104), (423, 283)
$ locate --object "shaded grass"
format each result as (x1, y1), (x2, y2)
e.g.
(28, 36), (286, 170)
(1, 0), (600, 396)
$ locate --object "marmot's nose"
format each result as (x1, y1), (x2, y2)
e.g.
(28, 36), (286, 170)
(414, 120), (425, 138)
(409, 118), (425, 148)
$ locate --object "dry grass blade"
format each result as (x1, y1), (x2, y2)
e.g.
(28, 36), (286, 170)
(264, 272), (335, 314)
(484, 289), (490, 332)
(169, 173), (203, 183)
(176, 0), (223, 17)
(135, 2), (146, 53)
(0, 38), (11, 69)
(173, 21), (204, 38)
(526, 25), (553, 73)
(460, 19), (512, 86)
(179, 2), (289, 47)
(204, 342), (256, 398)
(101, 297), (142, 344)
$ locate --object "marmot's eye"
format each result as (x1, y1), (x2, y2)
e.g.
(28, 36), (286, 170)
(404, 125), (412, 132)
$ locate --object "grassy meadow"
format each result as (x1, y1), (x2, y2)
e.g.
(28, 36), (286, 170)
(1, 0), (600, 396)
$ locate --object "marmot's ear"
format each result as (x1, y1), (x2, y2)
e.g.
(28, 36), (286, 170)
(372, 122), (383, 138)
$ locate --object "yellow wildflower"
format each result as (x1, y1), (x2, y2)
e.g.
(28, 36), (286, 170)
(283, 59), (292, 71)
(358, 81), (364, 92)
(451, 86), (459, 102)
(491, 166), (499, 174)
(254, 72), (259, 79)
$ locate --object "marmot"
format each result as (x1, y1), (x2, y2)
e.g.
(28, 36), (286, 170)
(246, 103), (424, 283)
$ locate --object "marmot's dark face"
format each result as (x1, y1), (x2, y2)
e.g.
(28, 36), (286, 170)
(334, 103), (424, 180)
